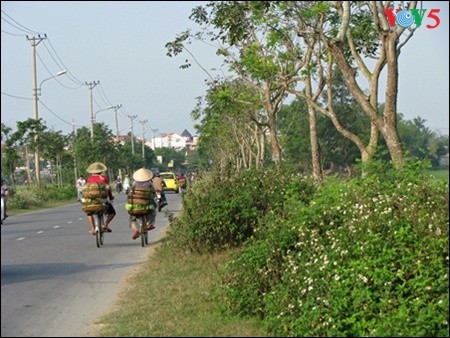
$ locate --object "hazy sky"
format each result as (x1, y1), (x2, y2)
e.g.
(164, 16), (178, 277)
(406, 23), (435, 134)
(1, 1), (449, 138)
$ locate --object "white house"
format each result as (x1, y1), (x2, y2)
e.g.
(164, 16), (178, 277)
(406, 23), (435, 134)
(151, 129), (197, 150)
(116, 129), (197, 151)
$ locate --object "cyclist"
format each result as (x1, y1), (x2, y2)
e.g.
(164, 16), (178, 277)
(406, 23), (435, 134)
(115, 176), (123, 193)
(128, 168), (157, 240)
(123, 174), (131, 194)
(151, 172), (168, 208)
(85, 162), (115, 235)
(76, 175), (86, 202)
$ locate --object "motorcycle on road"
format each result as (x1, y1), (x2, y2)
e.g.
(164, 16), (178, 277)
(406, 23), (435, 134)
(123, 181), (131, 195)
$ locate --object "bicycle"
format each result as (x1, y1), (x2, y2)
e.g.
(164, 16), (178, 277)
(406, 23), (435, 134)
(128, 209), (156, 247)
(128, 213), (150, 247)
(155, 190), (163, 212)
(136, 213), (149, 247)
(81, 181), (114, 248)
(82, 202), (110, 248)
(93, 210), (105, 248)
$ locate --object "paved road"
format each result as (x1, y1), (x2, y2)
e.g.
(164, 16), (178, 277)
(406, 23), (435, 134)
(1, 191), (182, 337)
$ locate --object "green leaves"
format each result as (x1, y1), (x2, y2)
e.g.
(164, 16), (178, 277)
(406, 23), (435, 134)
(199, 160), (449, 336)
(240, 43), (280, 80)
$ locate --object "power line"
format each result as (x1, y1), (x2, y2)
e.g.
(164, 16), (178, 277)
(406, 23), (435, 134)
(1, 10), (40, 34)
(1, 28), (25, 36)
(1, 91), (32, 100)
(39, 99), (74, 126)
(2, 10), (126, 137)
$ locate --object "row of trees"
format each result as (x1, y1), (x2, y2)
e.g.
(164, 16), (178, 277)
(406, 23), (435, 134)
(278, 97), (448, 174)
(1, 94), (446, 189)
(167, 1), (447, 180)
(0, 120), (192, 188)
(3, 2), (448, 185)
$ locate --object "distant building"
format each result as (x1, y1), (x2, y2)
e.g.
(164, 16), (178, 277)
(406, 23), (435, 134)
(115, 130), (197, 151)
(151, 129), (197, 150)
(439, 153), (449, 167)
(116, 135), (129, 144)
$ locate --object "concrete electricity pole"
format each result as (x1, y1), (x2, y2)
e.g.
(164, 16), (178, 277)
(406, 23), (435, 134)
(27, 34), (47, 186)
(128, 115), (138, 154)
(139, 119), (148, 159)
(113, 104), (122, 142)
(86, 81), (100, 140)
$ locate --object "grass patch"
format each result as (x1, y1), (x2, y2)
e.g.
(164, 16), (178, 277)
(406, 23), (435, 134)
(7, 199), (78, 217)
(426, 168), (449, 181)
(90, 240), (269, 337)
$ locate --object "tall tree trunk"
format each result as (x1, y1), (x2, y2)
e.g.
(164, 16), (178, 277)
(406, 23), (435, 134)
(267, 113), (281, 163)
(258, 126), (266, 168)
(382, 34), (404, 167)
(327, 1), (408, 169)
(304, 72), (323, 182)
(25, 147), (33, 185)
(49, 161), (55, 185)
(307, 104), (322, 182)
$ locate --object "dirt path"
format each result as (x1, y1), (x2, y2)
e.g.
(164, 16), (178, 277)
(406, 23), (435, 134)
(83, 224), (171, 337)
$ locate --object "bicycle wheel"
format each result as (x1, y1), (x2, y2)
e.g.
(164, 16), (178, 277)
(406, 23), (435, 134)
(99, 213), (104, 246)
(156, 199), (161, 212)
(95, 213), (104, 248)
(139, 217), (146, 247)
(144, 214), (149, 245)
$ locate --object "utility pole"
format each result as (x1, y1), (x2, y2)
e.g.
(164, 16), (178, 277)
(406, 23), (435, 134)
(151, 128), (159, 150)
(72, 118), (77, 182)
(86, 81), (100, 140)
(128, 115), (137, 154)
(28, 34), (47, 186)
(113, 104), (122, 142)
(139, 119), (148, 159)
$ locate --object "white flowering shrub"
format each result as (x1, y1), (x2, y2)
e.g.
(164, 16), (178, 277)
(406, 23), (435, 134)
(169, 164), (316, 253)
(217, 160), (449, 336)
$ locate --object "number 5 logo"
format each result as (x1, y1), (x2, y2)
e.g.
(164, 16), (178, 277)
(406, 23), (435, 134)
(426, 9), (441, 29)
(385, 8), (441, 29)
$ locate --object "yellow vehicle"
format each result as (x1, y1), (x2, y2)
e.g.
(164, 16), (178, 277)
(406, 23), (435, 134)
(160, 172), (179, 193)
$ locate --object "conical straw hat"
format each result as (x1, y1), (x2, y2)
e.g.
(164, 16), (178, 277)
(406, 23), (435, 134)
(132, 168), (154, 182)
(86, 162), (107, 174)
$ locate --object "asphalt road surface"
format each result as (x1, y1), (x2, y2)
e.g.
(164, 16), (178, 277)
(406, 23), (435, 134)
(1, 191), (182, 337)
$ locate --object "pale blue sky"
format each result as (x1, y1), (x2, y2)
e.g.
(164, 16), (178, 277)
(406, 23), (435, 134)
(1, 1), (449, 138)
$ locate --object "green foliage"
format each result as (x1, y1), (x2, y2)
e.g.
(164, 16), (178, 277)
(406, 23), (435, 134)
(214, 213), (301, 319)
(240, 43), (280, 80)
(427, 169), (449, 181)
(71, 123), (157, 179)
(8, 184), (76, 210)
(1, 123), (19, 179)
(94, 241), (268, 337)
(212, 160), (448, 336)
(349, 9), (380, 57)
(169, 171), (260, 253)
(72, 124), (118, 171)
(397, 115), (448, 168)
(169, 164), (316, 253)
(154, 147), (185, 172)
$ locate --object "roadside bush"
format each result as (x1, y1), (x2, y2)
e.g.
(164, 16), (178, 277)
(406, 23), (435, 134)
(169, 171), (260, 253)
(169, 165), (316, 253)
(214, 212), (303, 318)
(8, 184), (76, 210)
(217, 161), (449, 336)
